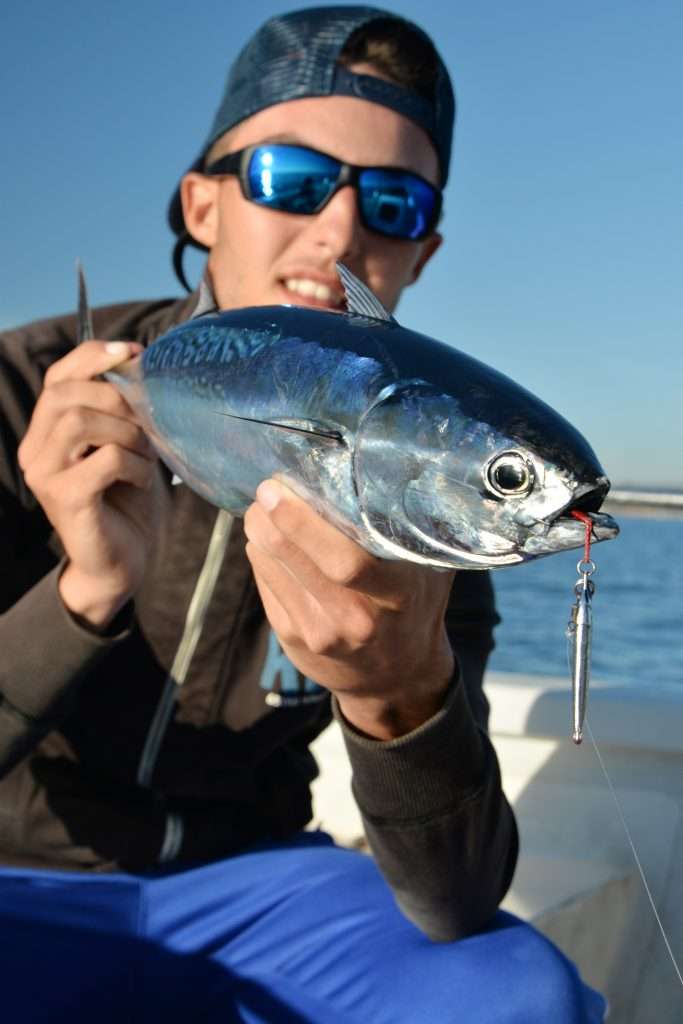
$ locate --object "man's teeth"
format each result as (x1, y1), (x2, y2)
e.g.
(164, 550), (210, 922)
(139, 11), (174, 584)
(284, 278), (339, 303)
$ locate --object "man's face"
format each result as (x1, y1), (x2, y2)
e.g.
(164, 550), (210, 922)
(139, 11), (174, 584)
(181, 87), (442, 313)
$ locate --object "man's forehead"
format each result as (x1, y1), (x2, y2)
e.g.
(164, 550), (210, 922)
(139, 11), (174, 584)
(210, 94), (440, 182)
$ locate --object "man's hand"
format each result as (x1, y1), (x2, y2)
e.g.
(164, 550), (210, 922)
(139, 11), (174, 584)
(244, 478), (456, 739)
(18, 341), (165, 630)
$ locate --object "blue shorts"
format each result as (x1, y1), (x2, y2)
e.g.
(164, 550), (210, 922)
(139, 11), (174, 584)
(0, 832), (605, 1023)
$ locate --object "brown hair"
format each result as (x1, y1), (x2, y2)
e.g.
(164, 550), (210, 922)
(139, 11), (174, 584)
(338, 16), (439, 101)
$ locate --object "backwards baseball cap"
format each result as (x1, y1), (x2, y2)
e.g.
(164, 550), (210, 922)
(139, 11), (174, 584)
(168, 5), (456, 287)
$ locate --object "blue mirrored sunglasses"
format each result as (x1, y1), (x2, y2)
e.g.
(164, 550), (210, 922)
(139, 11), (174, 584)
(204, 143), (442, 242)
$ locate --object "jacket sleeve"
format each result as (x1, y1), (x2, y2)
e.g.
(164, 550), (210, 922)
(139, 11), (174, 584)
(0, 566), (131, 776)
(0, 317), (135, 777)
(333, 570), (518, 942)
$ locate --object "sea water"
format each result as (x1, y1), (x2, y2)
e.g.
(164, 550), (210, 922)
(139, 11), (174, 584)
(487, 516), (683, 692)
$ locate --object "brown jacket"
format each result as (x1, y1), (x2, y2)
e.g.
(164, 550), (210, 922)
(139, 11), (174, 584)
(0, 295), (517, 941)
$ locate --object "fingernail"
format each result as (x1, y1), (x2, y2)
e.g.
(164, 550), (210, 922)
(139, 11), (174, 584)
(256, 481), (280, 512)
(105, 341), (129, 357)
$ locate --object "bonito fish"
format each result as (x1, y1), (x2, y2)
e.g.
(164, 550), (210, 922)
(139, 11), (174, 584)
(106, 263), (618, 569)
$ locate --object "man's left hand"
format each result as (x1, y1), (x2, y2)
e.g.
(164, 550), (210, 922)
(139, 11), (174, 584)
(244, 478), (456, 739)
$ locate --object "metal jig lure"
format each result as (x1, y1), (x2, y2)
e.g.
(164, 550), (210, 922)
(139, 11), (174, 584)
(566, 511), (596, 744)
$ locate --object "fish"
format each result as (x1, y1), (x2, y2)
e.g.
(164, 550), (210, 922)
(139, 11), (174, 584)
(104, 262), (619, 570)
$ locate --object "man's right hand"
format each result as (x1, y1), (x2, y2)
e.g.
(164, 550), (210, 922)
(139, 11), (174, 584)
(18, 340), (164, 631)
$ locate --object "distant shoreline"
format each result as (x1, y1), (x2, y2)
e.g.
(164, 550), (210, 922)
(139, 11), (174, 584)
(602, 501), (683, 520)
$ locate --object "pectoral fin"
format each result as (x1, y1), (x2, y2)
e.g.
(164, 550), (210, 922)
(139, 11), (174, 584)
(213, 411), (345, 445)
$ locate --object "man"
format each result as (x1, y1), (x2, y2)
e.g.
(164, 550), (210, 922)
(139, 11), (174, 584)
(0, 6), (605, 1021)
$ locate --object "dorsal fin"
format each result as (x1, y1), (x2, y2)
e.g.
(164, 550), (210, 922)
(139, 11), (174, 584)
(336, 262), (396, 323)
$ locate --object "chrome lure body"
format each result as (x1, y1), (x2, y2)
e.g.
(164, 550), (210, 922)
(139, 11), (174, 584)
(567, 573), (594, 743)
(106, 264), (618, 571)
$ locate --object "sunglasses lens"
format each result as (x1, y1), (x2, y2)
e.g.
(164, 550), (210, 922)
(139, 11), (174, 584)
(246, 146), (340, 214)
(359, 170), (438, 240)
(242, 145), (440, 240)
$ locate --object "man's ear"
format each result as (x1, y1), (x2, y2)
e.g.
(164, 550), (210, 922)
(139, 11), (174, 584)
(409, 232), (443, 285)
(180, 173), (221, 249)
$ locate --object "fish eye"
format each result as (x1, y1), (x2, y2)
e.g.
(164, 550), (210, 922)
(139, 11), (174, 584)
(485, 452), (534, 497)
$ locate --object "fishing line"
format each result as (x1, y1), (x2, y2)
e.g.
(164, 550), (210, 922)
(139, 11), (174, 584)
(568, 510), (682, 986)
(586, 718), (683, 989)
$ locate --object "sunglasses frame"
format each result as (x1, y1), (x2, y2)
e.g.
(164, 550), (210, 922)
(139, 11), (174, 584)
(204, 142), (442, 242)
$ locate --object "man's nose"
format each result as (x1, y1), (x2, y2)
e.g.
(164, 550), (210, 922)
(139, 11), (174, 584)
(309, 185), (363, 260)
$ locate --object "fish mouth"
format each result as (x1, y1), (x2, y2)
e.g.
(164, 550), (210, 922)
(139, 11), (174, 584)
(556, 508), (620, 542)
(552, 478), (619, 545)
(522, 478), (619, 556)
(566, 477), (610, 515)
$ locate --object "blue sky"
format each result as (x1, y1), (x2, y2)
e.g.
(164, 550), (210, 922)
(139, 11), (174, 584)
(2, 1), (681, 486)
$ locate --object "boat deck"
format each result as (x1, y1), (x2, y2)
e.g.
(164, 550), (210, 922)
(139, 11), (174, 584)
(310, 672), (683, 1024)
